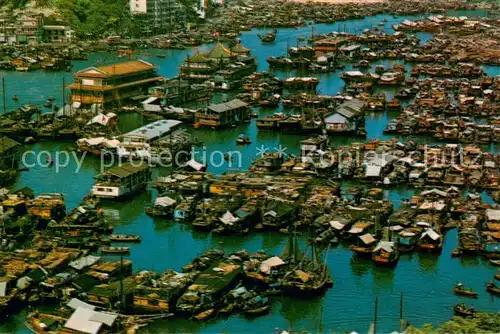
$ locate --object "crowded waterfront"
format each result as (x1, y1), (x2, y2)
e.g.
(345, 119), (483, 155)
(1, 0), (500, 333)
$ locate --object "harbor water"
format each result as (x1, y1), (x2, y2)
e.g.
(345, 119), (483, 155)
(1, 10), (500, 333)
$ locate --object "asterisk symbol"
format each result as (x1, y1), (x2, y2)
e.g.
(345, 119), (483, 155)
(274, 145), (288, 158)
(256, 145), (269, 158)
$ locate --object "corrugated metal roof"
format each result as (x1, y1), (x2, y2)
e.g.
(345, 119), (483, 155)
(125, 119), (182, 141)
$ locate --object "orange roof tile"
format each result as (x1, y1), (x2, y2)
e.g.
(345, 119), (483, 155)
(77, 60), (155, 78)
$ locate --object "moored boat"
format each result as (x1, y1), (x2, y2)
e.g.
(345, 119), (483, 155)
(453, 303), (476, 317)
(108, 234), (141, 242)
(258, 29), (277, 43)
(244, 305), (270, 317)
(372, 241), (399, 267)
(194, 308), (216, 321)
(236, 134), (251, 145)
(453, 284), (478, 298)
(101, 246), (130, 254)
(486, 281), (500, 296)
(489, 259), (500, 266)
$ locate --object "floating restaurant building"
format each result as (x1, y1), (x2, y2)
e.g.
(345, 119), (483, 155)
(69, 60), (163, 108)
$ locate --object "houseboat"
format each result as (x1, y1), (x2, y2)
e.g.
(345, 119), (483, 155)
(91, 163), (151, 200)
(418, 228), (443, 253)
(195, 99), (250, 128)
(372, 241), (400, 267)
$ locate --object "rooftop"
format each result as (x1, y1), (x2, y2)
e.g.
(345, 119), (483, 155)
(76, 60), (156, 78)
(124, 119), (182, 141)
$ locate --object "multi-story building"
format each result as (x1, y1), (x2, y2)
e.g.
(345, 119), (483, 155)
(130, 0), (185, 34)
(69, 60), (163, 108)
(42, 25), (74, 43)
(0, 15), (42, 45)
(0, 15), (72, 45)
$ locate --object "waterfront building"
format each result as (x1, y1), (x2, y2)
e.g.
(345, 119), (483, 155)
(91, 164), (152, 199)
(130, 0), (186, 34)
(69, 60), (163, 109)
(180, 42), (257, 86)
(195, 99), (250, 128)
(0, 16), (42, 45)
(42, 25), (74, 43)
(313, 37), (348, 55)
(324, 98), (365, 134)
(148, 78), (211, 105)
(0, 136), (20, 170)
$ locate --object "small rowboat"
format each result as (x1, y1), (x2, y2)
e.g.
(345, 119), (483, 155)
(244, 305), (270, 316)
(218, 304), (235, 315)
(486, 283), (500, 296)
(194, 309), (215, 321)
(101, 246), (130, 255)
(453, 287), (478, 298)
(109, 234), (141, 243)
(490, 259), (500, 266)
(236, 134), (251, 145)
(495, 273), (500, 281)
(453, 304), (475, 317)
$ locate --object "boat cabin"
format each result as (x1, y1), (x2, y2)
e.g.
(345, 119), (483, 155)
(91, 164), (151, 199)
(196, 99), (250, 128)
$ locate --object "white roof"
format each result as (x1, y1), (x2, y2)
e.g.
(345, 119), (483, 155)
(359, 233), (376, 245)
(103, 139), (121, 149)
(69, 255), (101, 271)
(324, 113), (348, 124)
(421, 228), (440, 241)
(185, 159), (205, 171)
(348, 227), (364, 234)
(89, 312), (117, 327)
(79, 137), (106, 146)
(64, 308), (103, 334)
(344, 71), (364, 76)
(486, 209), (500, 221)
(220, 211), (239, 225)
(86, 114), (112, 126)
(143, 96), (161, 104)
(259, 256), (285, 274)
(264, 210), (277, 217)
(67, 298), (96, 310)
(329, 220), (345, 230)
(399, 231), (416, 238)
(365, 165), (382, 177)
(373, 241), (395, 253)
(125, 119), (182, 142)
(155, 196), (176, 207)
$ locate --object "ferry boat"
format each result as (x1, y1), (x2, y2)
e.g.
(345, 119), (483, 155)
(91, 163), (151, 200)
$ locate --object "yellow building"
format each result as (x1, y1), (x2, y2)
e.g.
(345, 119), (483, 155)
(69, 60), (163, 108)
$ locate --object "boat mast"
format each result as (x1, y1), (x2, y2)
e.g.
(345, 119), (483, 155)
(119, 253), (124, 311)
(2, 75), (5, 114)
(62, 77), (65, 112)
(399, 292), (404, 331)
(318, 303), (323, 334)
(373, 297), (378, 334)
